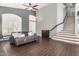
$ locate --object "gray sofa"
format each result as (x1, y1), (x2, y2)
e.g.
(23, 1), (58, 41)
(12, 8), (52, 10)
(9, 32), (40, 46)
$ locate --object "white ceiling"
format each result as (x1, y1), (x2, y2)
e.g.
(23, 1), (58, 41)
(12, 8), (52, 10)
(0, 3), (49, 9)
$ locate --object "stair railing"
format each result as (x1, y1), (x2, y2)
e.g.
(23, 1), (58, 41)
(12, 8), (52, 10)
(50, 13), (67, 31)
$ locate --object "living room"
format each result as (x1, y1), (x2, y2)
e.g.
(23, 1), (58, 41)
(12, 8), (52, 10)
(1, 2), (79, 56)
(0, 3), (67, 56)
(0, 3), (55, 56)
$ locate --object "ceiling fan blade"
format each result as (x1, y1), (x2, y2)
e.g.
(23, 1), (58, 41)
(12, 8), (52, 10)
(33, 5), (38, 7)
(33, 7), (38, 10)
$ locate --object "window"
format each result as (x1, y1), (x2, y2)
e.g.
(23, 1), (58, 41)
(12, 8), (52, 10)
(29, 15), (36, 33)
(2, 14), (22, 35)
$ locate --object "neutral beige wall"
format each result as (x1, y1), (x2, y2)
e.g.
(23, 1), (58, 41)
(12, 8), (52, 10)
(57, 3), (64, 32)
(36, 3), (57, 37)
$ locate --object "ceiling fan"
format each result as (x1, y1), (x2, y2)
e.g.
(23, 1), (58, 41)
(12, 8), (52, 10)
(23, 3), (38, 11)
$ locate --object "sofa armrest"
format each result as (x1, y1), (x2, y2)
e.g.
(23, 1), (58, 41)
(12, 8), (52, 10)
(9, 35), (15, 44)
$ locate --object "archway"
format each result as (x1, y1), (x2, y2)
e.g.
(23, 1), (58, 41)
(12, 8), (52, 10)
(2, 14), (22, 35)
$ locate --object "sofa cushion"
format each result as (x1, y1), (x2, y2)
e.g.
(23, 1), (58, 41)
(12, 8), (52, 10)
(28, 32), (34, 36)
(12, 33), (25, 38)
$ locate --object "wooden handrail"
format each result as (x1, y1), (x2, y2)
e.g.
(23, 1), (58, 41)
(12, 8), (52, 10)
(50, 14), (67, 31)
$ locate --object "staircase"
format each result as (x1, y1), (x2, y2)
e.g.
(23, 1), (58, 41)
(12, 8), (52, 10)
(52, 16), (79, 44)
(63, 16), (75, 33)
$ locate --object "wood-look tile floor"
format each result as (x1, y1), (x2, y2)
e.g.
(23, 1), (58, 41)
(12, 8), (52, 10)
(0, 38), (79, 56)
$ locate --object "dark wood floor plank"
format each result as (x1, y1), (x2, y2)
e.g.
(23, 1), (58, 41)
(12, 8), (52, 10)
(0, 38), (79, 56)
